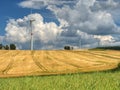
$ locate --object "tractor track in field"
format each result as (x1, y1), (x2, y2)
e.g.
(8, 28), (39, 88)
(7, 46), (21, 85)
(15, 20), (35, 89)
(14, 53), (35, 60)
(103, 51), (120, 56)
(61, 51), (119, 69)
(48, 53), (82, 68)
(1, 52), (19, 74)
(90, 51), (120, 59)
(86, 51), (120, 60)
(48, 51), (82, 68)
(62, 51), (97, 61)
(0, 51), (10, 57)
(32, 51), (80, 71)
(49, 51), (117, 71)
(31, 51), (48, 72)
(60, 51), (105, 64)
(70, 51), (119, 62)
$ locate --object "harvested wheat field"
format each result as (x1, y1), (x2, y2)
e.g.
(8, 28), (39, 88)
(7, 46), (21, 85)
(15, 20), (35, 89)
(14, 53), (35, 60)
(0, 50), (119, 78)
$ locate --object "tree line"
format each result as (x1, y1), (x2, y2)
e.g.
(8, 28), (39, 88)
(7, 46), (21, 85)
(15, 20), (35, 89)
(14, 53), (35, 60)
(0, 44), (16, 50)
(92, 46), (120, 50)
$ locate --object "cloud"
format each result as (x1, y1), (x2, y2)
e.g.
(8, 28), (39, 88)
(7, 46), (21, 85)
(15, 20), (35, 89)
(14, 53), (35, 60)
(47, 0), (120, 48)
(48, 0), (120, 35)
(18, 0), (77, 9)
(91, 0), (120, 11)
(4, 13), (62, 49)
(0, 36), (4, 43)
(3, 0), (120, 49)
(4, 13), (100, 49)
(94, 35), (114, 46)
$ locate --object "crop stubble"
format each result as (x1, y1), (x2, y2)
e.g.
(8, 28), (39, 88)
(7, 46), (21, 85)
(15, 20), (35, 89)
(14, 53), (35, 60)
(0, 50), (119, 78)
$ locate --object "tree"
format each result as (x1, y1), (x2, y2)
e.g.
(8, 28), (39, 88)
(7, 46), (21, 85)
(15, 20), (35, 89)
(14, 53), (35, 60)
(64, 46), (73, 50)
(5, 45), (9, 50)
(10, 44), (16, 50)
(64, 46), (71, 50)
(0, 44), (2, 49)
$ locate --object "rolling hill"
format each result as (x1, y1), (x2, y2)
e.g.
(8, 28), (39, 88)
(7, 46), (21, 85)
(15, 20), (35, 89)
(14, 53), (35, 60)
(0, 50), (119, 78)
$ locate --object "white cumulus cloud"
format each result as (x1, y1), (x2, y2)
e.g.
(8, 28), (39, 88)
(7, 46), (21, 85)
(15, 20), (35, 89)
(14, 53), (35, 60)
(4, 13), (62, 49)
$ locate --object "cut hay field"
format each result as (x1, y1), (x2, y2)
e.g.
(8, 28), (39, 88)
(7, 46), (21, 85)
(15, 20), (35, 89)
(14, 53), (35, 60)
(0, 50), (120, 78)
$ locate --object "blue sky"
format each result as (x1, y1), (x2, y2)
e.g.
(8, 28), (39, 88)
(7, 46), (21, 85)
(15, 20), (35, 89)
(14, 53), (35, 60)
(0, 0), (59, 36)
(0, 0), (29, 35)
(1, 0), (120, 49)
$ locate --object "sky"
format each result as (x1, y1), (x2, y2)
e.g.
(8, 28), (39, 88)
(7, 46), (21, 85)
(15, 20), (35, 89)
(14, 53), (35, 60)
(0, 0), (120, 50)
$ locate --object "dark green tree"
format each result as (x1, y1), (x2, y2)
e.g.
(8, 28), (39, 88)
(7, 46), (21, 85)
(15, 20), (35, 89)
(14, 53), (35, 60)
(0, 44), (2, 49)
(10, 44), (16, 50)
(64, 46), (70, 50)
(5, 45), (9, 50)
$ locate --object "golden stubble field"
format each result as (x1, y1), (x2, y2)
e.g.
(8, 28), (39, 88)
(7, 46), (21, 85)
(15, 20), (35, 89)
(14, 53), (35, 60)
(0, 50), (119, 78)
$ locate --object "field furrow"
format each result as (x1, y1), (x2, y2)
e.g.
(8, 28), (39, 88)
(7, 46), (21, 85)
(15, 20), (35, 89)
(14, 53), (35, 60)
(90, 51), (120, 61)
(47, 51), (80, 70)
(72, 51), (119, 64)
(2, 51), (20, 74)
(7, 51), (43, 75)
(85, 51), (119, 63)
(32, 51), (48, 72)
(33, 51), (77, 72)
(49, 51), (104, 71)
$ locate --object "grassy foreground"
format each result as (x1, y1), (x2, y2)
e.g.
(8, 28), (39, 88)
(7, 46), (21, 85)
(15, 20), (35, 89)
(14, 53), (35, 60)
(0, 70), (120, 90)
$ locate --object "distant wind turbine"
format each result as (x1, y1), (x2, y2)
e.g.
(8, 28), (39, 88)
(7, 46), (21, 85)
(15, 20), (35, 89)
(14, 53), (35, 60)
(78, 35), (82, 49)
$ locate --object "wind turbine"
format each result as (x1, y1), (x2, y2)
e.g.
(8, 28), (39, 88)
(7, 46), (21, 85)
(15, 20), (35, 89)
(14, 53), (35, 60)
(79, 36), (82, 49)
(29, 8), (36, 50)
(30, 19), (35, 50)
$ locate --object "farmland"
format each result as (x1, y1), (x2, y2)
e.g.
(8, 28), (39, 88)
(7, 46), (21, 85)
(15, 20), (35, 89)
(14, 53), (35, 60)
(0, 50), (119, 78)
(0, 50), (120, 90)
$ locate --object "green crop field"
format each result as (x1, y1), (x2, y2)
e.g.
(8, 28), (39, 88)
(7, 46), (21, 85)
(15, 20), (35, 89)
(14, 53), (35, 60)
(0, 70), (120, 90)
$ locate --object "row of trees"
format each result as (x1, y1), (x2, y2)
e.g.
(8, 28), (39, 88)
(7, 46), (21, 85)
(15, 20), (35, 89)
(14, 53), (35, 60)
(92, 46), (120, 50)
(0, 44), (16, 50)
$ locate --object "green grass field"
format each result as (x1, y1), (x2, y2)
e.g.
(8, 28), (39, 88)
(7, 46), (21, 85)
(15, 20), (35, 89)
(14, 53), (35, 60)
(0, 69), (120, 90)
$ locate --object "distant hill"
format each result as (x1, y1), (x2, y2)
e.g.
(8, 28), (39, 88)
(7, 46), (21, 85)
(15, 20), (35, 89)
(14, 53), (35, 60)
(91, 46), (120, 50)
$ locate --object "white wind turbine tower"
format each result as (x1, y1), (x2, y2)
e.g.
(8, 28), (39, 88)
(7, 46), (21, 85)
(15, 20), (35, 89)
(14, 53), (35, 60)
(30, 19), (35, 50)
(79, 35), (82, 49)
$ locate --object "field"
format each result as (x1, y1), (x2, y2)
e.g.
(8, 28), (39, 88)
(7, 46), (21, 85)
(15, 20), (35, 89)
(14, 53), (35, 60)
(0, 50), (120, 90)
(0, 50), (120, 78)
(0, 71), (120, 90)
